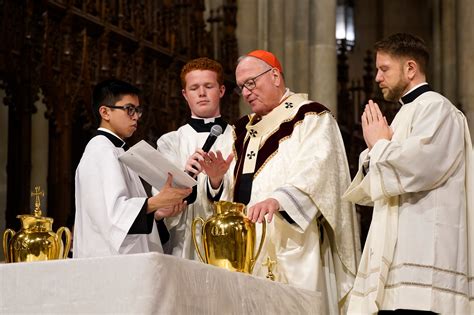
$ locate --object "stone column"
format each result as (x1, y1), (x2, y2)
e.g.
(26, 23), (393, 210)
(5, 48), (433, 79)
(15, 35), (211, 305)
(257, 0), (269, 49)
(236, 0), (338, 116)
(283, 1), (296, 86)
(236, 0), (259, 55)
(309, 0), (337, 114)
(290, 0), (310, 93)
(236, 0), (259, 115)
(267, 0), (285, 64)
(440, 0), (457, 102)
(431, 0), (441, 92)
(457, 0), (474, 138)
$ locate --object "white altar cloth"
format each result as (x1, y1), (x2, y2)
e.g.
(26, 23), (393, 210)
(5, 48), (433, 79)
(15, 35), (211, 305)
(0, 252), (321, 314)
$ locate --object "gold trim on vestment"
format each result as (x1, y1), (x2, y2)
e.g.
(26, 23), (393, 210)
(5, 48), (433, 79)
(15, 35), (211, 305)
(385, 282), (469, 297)
(353, 261), (472, 298)
(252, 111), (328, 179)
(390, 262), (468, 277)
(353, 282), (471, 298)
(357, 261), (469, 279)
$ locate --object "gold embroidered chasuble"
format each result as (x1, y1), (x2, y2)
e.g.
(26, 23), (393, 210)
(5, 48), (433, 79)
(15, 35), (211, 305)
(232, 92), (360, 312)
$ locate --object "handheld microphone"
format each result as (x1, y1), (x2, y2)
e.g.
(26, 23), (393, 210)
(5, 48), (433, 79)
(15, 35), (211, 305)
(202, 124), (223, 152)
(184, 124), (223, 204)
(187, 124), (223, 177)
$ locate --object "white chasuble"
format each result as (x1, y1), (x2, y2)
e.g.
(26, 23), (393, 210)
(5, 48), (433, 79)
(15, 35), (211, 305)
(74, 133), (162, 258)
(232, 91), (361, 314)
(344, 89), (474, 314)
(156, 121), (234, 260)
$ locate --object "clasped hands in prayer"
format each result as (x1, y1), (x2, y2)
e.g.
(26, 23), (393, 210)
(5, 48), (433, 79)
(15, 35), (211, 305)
(362, 100), (394, 150)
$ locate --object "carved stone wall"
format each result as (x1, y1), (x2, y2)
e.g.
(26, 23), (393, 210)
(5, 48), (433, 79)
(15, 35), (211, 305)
(0, 0), (239, 230)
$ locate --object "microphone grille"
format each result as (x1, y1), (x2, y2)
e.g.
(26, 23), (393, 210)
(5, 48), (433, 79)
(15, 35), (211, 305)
(210, 124), (223, 137)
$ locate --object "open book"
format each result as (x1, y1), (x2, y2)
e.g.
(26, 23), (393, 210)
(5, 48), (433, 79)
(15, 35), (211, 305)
(118, 140), (197, 189)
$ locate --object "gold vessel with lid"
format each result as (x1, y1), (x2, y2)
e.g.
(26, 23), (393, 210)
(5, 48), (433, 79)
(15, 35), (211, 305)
(2, 186), (71, 263)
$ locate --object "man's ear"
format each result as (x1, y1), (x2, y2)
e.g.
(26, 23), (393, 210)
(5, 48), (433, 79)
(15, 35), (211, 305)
(99, 105), (110, 121)
(272, 68), (282, 87)
(182, 89), (189, 103)
(219, 84), (226, 98)
(406, 59), (417, 80)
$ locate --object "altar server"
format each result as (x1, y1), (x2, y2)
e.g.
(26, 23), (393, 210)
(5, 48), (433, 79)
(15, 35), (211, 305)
(155, 58), (234, 260)
(74, 79), (191, 258)
(344, 33), (474, 314)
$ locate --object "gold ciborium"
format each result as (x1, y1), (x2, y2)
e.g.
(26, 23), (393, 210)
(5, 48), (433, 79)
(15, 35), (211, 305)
(192, 200), (265, 273)
(2, 186), (71, 263)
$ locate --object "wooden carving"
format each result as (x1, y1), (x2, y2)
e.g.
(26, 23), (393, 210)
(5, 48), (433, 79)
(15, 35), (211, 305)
(1, 0), (240, 229)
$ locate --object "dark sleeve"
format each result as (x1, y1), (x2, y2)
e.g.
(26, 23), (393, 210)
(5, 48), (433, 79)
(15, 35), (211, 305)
(127, 199), (170, 246)
(362, 160), (370, 176)
(206, 180), (224, 202)
(156, 219), (170, 245)
(279, 211), (296, 224)
(128, 198), (154, 234)
(184, 185), (198, 205)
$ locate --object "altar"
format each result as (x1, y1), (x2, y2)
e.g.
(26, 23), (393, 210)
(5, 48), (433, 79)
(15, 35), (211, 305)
(0, 252), (321, 314)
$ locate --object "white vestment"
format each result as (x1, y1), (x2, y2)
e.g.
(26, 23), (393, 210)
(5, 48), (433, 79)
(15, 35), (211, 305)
(156, 120), (234, 260)
(344, 89), (474, 314)
(233, 91), (360, 314)
(74, 130), (162, 258)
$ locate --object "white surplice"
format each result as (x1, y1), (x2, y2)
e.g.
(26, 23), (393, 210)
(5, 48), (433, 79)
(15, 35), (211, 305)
(233, 91), (361, 314)
(156, 122), (234, 260)
(74, 131), (162, 258)
(344, 90), (474, 314)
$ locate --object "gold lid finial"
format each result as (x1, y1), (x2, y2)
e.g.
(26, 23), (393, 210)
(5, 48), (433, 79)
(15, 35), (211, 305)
(262, 256), (276, 281)
(31, 186), (44, 217)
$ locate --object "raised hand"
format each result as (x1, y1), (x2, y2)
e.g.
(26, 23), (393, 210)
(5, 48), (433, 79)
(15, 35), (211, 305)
(198, 150), (234, 189)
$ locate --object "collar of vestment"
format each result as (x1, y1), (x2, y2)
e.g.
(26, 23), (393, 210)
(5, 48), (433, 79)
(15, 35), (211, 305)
(399, 83), (432, 105)
(188, 116), (228, 133)
(232, 92), (330, 203)
(240, 93), (308, 175)
(96, 128), (129, 150)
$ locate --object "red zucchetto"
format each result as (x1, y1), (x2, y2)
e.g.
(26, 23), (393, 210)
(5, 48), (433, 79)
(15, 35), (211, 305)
(246, 50), (283, 74)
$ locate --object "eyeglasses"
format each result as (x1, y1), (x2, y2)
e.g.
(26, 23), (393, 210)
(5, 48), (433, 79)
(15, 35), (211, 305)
(235, 68), (272, 95)
(104, 103), (143, 118)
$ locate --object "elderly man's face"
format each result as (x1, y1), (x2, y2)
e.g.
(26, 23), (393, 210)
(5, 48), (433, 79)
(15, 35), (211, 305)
(235, 57), (282, 116)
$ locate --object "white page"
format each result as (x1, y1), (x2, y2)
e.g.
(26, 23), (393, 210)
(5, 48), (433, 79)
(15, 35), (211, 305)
(119, 140), (197, 189)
